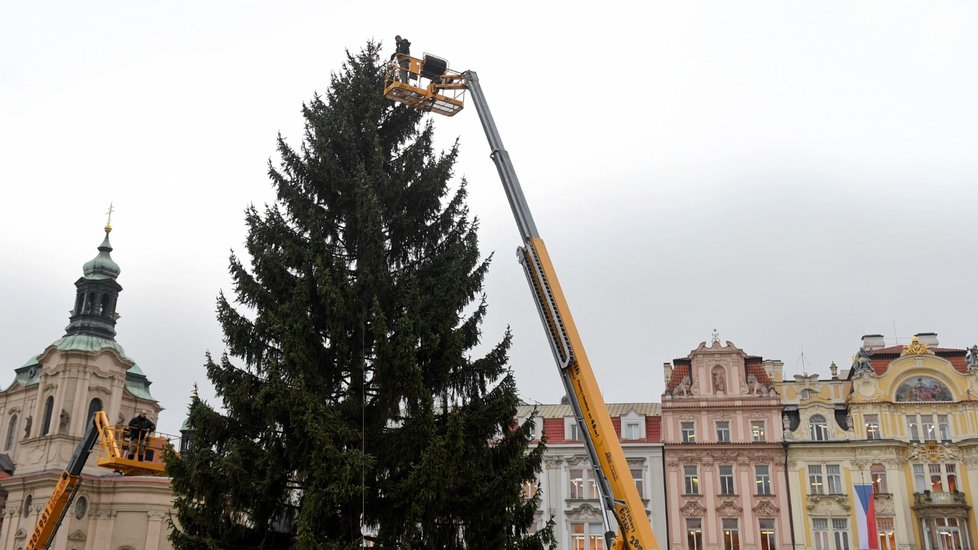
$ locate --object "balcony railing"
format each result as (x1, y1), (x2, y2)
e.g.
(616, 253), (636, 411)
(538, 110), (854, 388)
(913, 491), (968, 507)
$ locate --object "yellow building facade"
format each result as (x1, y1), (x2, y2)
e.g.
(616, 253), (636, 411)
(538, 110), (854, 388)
(847, 333), (978, 550)
(781, 333), (978, 550)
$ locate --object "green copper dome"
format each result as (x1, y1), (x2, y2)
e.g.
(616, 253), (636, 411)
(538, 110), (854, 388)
(82, 229), (121, 280)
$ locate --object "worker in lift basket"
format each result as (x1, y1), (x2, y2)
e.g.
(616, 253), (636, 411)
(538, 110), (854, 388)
(389, 34), (411, 82)
(127, 410), (156, 461)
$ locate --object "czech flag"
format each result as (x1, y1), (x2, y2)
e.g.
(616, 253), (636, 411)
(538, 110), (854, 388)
(854, 483), (878, 549)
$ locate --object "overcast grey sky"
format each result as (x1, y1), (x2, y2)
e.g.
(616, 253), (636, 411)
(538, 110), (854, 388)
(2, 2), (976, 435)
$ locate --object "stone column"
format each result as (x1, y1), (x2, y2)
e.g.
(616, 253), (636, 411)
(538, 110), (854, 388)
(53, 360), (71, 434)
(70, 362), (89, 435)
(86, 509), (116, 550)
(145, 510), (167, 550)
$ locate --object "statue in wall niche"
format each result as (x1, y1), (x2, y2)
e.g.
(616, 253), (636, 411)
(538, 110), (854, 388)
(713, 369), (725, 393)
(24, 416), (32, 438)
(59, 409), (70, 433)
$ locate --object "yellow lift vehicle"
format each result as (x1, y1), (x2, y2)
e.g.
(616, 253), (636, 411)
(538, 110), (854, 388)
(27, 411), (175, 550)
(385, 57), (660, 550)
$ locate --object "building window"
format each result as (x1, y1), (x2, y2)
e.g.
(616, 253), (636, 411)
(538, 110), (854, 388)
(832, 518), (850, 550)
(926, 517), (968, 550)
(907, 415), (920, 441)
(522, 479), (539, 500)
(751, 421), (766, 442)
(759, 519), (777, 550)
(571, 522), (603, 550)
(913, 464), (926, 492)
(809, 465), (825, 495)
(686, 518), (703, 550)
(810, 415), (828, 441)
(681, 421), (696, 443)
(871, 464), (888, 494)
(631, 467), (644, 498)
(938, 414), (951, 440)
(74, 496), (88, 519)
(569, 468), (598, 499)
(684, 465), (699, 495)
(756, 465), (772, 495)
(814, 518), (851, 550)
(42, 396), (55, 436)
(625, 422), (642, 440)
(877, 517), (896, 550)
(864, 414), (880, 440)
(926, 463), (959, 493)
(87, 398), (103, 425)
(722, 518), (740, 550)
(716, 421), (731, 443)
(566, 418), (581, 441)
(719, 465), (735, 495)
(827, 465), (843, 494)
(921, 414), (936, 440)
(5, 415), (18, 450)
(812, 518), (830, 550)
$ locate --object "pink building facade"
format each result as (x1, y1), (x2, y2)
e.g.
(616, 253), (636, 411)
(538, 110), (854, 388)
(661, 339), (790, 550)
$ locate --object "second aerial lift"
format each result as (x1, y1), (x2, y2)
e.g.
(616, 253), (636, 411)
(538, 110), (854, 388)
(384, 54), (659, 550)
(27, 411), (175, 550)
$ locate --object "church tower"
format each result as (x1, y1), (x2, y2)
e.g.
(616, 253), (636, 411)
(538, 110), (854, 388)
(64, 226), (123, 340)
(0, 224), (175, 550)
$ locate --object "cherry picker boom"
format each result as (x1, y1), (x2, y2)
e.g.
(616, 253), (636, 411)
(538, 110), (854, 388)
(27, 411), (174, 550)
(384, 54), (660, 550)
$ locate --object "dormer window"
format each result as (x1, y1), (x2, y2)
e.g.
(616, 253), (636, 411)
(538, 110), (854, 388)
(621, 412), (645, 441)
(565, 418), (581, 441)
(810, 415), (829, 441)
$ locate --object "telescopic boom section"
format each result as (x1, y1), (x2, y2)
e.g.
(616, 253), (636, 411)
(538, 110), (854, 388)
(383, 60), (658, 549)
(462, 71), (658, 550)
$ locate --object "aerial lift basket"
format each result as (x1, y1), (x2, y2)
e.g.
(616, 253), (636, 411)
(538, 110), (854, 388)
(384, 53), (466, 116)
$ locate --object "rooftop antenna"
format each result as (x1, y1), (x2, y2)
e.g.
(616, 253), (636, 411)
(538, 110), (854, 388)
(796, 346), (813, 377)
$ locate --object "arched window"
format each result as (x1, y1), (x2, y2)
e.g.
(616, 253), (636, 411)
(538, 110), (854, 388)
(5, 415), (17, 450)
(74, 293), (84, 315)
(809, 414), (828, 441)
(87, 398), (104, 424)
(42, 396), (54, 436)
(871, 464), (888, 494)
(23, 494), (33, 517)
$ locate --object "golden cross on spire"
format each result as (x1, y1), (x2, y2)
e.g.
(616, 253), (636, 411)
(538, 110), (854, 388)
(105, 202), (115, 233)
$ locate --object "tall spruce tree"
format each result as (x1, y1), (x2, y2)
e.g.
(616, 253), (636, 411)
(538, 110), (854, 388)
(166, 43), (555, 550)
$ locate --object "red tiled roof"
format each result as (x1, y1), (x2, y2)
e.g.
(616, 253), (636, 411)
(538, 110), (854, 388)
(868, 346), (969, 375)
(543, 417), (564, 443)
(665, 363), (691, 392)
(646, 416), (661, 442)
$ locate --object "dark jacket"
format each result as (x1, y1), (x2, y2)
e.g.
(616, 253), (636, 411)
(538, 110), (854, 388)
(128, 415), (155, 438)
(390, 38), (411, 60)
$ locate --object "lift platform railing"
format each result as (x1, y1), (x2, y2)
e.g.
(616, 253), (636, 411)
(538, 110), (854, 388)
(94, 412), (177, 476)
(383, 53), (466, 116)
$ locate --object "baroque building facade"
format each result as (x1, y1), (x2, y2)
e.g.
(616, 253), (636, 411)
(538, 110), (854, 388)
(661, 339), (790, 550)
(0, 227), (175, 550)
(515, 402), (667, 550)
(844, 333), (978, 550)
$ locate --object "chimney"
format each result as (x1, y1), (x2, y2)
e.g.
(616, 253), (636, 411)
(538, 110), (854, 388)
(915, 332), (939, 346)
(663, 362), (673, 385)
(861, 334), (886, 351)
(763, 359), (784, 383)
(830, 362), (839, 379)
